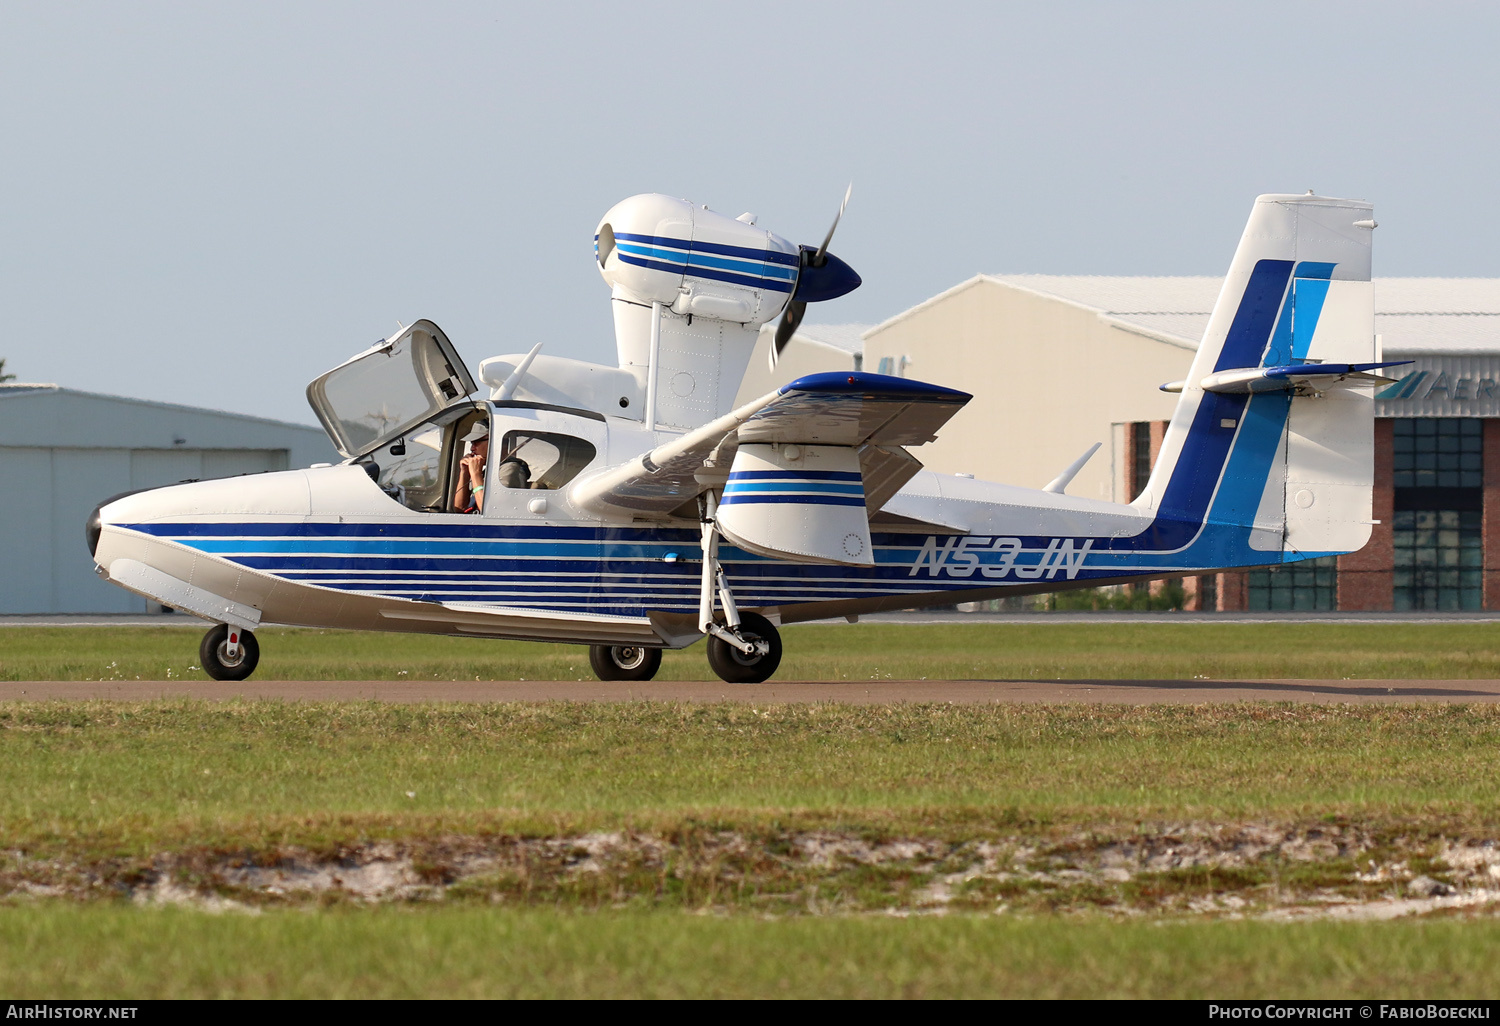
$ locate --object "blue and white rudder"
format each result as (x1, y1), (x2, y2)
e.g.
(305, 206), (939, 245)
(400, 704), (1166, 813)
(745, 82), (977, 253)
(1139, 193), (1377, 565)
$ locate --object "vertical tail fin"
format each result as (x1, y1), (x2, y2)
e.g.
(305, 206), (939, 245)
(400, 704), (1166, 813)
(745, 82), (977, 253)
(1140, 194), (1376, 562)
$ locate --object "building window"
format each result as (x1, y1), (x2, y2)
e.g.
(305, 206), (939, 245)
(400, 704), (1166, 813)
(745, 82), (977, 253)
(1197, 573), (1219, 612)
(1392, 509), (1482, 611)
(1247, 557), (1338, 611)
(1131, 422), (1152, 500)
(1393, 418), (1481, 490)
(1391, 418), (1483, 611)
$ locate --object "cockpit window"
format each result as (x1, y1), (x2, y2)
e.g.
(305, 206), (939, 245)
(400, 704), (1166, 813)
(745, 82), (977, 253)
(364, 405), (486, 512)
(497, 431), (597, 490)
(372, 424), (446, 510)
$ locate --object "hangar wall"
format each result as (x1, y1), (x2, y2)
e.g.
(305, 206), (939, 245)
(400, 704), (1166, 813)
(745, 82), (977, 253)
(735, 323), (866, 405)
(860, 278), (1185, 501)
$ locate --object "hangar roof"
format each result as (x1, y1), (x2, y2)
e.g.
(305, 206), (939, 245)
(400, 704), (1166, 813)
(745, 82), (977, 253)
(983, 275), (1500, 356)
(865, 276), (1500, 357)
(788, 323), (873, 355)
(0, 382), (332, 457)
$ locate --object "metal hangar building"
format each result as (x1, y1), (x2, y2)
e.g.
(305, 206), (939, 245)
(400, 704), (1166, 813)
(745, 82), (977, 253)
(0, 384), (335, 614)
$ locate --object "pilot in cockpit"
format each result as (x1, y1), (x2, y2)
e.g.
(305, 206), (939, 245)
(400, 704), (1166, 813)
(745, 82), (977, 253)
(453, 422), (490, 513)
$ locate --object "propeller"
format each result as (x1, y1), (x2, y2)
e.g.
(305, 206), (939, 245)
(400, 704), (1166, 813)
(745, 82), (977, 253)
(771, 184), (860, 369)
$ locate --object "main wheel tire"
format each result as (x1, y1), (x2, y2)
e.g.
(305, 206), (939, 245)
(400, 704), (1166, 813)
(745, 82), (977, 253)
(589, 644), (662, 682)
(199, 625), (260, 682)
(706, 611), (782, 684)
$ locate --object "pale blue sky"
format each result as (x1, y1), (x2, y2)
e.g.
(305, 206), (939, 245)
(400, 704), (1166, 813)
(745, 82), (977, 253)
(3, 1), (1497, 423)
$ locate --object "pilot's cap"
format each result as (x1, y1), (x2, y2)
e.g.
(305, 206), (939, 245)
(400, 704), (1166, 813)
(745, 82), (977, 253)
(462, 422), (490, 443)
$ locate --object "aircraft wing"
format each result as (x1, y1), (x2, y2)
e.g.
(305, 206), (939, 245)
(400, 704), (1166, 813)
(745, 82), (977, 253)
(570, 371), (972, 518)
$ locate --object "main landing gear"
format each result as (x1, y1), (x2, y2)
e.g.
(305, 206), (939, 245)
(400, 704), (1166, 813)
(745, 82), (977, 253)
(706, 610), (781, 684)
(696, 494), (782, 684)
(587, 495), (783, 685)
(589, 645), (662, 681)
(200, 624), (260, 681)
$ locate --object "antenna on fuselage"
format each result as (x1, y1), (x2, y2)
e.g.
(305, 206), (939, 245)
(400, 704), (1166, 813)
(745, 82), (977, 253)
(1043, 442), (1103, 495)
(494, 342), (544, 402)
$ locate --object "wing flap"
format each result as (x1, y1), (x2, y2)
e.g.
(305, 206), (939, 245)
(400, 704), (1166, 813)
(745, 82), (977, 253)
(860, 444), (923, 512)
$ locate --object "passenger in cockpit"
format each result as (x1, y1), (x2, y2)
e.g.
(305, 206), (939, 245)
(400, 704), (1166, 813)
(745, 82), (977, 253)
(494, 456), (531, 489)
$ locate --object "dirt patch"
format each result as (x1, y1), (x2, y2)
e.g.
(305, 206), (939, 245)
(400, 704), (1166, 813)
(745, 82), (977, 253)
(5, 826), (1500, 920)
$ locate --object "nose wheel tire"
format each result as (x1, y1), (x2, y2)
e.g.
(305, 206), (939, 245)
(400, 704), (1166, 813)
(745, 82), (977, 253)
(589, 644), (662, 681)
(706, 611), (782, 684)
(199, 625), (260, 682)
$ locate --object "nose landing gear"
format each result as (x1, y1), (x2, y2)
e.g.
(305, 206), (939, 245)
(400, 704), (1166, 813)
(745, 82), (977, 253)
(200, 624), (260, 681)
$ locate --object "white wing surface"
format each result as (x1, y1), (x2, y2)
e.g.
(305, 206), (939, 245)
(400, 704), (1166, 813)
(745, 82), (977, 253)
(569, 372), (972, 519)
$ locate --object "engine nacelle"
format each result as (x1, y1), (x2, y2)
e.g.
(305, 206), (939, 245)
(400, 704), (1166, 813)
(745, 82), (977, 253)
(595, 194), (800, 329)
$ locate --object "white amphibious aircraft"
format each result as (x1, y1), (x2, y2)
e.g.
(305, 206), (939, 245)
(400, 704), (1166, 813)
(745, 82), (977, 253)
(88, 191), (1400, 684)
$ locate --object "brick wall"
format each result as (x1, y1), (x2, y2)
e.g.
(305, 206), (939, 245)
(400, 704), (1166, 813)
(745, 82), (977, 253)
(1218, 571), (1249, 611)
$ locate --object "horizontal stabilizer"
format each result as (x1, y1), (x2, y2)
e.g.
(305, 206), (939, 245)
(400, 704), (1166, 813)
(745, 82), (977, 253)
(1161, 361), (1412, 395)
(570, 372), (970, 517)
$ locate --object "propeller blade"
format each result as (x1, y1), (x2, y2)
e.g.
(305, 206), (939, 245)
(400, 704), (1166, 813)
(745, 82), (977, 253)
(812, 183), (853, 266)
(773, 185), (853, 370)
(771, 300), (807, 369)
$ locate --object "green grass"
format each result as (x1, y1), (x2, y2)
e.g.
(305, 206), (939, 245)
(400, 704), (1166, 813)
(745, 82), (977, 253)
(3, 701), (1500, 852)
(3, 622), (1500, 681)
(5, 699), (1500, 997)
(3, 906), (1498, 998)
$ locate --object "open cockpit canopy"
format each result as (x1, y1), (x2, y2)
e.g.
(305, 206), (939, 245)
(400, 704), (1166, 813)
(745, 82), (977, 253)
(306, 320), (477, 458)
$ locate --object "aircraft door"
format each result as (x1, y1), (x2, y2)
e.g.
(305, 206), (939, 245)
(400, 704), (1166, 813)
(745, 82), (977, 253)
(478, 406), (606, 518)
(307, 320), (477, 458)
(477, 406), (608, 615)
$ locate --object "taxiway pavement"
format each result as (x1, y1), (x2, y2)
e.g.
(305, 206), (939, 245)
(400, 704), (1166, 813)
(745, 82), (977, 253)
(4, 679), (1500, 703)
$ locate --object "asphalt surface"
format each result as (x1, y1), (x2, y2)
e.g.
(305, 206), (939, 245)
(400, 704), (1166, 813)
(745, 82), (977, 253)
(5, 612), (1500, 627)
(4, 678), (1499, 703)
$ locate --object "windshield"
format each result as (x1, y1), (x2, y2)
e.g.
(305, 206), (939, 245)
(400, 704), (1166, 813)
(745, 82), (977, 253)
(373, 424), (446, 511)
